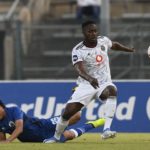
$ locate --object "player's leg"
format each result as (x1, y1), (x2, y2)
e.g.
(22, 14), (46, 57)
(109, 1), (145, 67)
(100, 85), (117, 139)
(61, 118), (105, 142)
(41, 112), (81, 143)
(55, 102), (84, 139)
(43, 102), (84, 143)
(43, 84), (96, 143)
(68, 111), (81, 126)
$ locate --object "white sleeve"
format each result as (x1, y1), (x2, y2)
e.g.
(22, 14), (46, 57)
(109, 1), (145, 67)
(72, 49), (83, 65)
(104, 36), (112, 49)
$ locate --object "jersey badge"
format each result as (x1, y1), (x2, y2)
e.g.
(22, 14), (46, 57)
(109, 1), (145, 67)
(96, 55), (103, 63)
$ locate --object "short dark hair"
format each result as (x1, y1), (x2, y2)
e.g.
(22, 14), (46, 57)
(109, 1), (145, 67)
(0, 100), (5, 108)
(82, 20), (96, 30)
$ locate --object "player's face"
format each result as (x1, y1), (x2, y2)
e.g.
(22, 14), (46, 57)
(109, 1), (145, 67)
(83, 24), (98, 43)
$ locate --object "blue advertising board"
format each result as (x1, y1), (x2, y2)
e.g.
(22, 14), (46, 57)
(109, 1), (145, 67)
(0, 80), (150, 132)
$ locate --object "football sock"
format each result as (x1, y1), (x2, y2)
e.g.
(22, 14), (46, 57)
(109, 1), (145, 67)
(69, 124), (94, 138)
(69, 118), (105, 138)
(54, 116), (69, 140)
(103, 97), (117, 131)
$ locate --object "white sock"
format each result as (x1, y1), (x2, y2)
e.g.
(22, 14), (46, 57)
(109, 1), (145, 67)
(103, 97), (117, 131)
(54, 116), (69, 140)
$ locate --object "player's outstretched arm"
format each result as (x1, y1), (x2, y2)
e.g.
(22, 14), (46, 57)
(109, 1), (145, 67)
(61, 118), (105, 142)
(111, 41), (135, 52)
(0, 119), (23, 143)
(0, 132), (6, 142)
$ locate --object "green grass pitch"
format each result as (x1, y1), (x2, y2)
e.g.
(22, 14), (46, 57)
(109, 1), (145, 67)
(1, 133), (150, 150)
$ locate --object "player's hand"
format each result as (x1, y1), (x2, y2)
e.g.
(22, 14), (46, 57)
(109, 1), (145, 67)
(0, 140), (10, 144)
(88, 77), (99, 89)
(130, 48), (135, 52)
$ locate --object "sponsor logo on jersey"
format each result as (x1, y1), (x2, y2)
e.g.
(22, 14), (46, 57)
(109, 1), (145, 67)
(96, 55), (103, 62)
(73, 55), (78, 62)
(9, 121), (15, 128)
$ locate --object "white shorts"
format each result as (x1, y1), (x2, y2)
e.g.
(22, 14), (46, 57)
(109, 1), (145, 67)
(67, 82), (116, 106)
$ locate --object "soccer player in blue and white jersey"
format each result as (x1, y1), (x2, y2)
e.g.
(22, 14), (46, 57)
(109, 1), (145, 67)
(0, 100), (104, 143)
(45, 20), (135, 143)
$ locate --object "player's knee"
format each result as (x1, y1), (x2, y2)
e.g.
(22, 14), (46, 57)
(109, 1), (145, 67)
(100, 88), (109, 100)
(63, 112), (81, 122)
(108, 86), (117, 97)
(100, 86), (117, 100)
(62, 104), (83, 121)
(62, 111), (73, 121)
